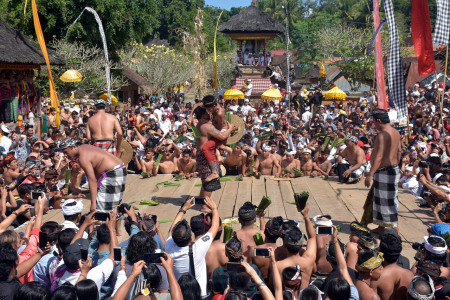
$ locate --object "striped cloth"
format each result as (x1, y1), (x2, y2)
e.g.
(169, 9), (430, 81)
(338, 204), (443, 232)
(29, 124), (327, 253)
(384, 0), (407, 122)
(96, 164), (127, 212)
(235, 78), (272, 94)
(433, 0), (450, 46)
(373, 165), (401, 228)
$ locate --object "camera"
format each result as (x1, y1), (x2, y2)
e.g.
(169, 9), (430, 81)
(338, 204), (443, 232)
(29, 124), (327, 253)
(118, 203), (131, 214)
(412, 242), (424, 250)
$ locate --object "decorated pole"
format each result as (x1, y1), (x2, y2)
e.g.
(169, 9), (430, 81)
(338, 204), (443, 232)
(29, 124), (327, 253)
(66, 7), (111, 104)
(284, 0), (291, 109)
(372, 0), (388, 110)
(213, 10), (224, 95)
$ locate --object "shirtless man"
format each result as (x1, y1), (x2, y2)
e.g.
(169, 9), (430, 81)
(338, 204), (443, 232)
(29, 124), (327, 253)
(155, 141), (181, 174)
(195, 106), (234, 198)
(281, 150), (300, 178)
(364, 109), (401, 233)
(220, 142), (247, 175)
(276, 204), (316, 290)
(372, 231), (413, 300)
(135, 148), (157, 176)
(248, 216), (283, 281)
(60, 106), (71, 128)
(86, 99), (123, 156)
(311, 150), (332, 178)
(300, 149), (313, 176)
(68, 160), (85, 194)
(202, 95), (229, 182)
(269, 140), (282, 163)
(313, 216), (334, 277)
(177, 149), (196, 179)
(48, 108), (56, 128)
(235, 201), (265, 259)
(2, 154), (20, 184)
(58, 138), (127, 212)
(254, 144), (281, 177)
(336, 134), (367, 183)
(205, 220), (227, 284)
(354, 251), (383, 300)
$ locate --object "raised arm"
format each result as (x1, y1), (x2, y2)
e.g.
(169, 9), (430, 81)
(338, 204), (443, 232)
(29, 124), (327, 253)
(168, 197), (194, 237)
(331, 226), (353, 285)
(301, 204), (316, 260)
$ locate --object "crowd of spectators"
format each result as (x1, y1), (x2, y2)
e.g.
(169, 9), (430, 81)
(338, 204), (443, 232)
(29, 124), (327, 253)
(0, 81), (448, 299)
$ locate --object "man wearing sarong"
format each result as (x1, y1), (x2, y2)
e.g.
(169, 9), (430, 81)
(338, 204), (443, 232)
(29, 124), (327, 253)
(87, 99), (123, 156)
(364, 109), (401, 234)
(336, 134), (367, 183)
(58, 138), (127, 213)
(201, 95), (230, 182)
(194, 106), (234, 199)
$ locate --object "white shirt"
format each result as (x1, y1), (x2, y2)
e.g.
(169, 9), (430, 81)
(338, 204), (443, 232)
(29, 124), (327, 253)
(174, 119), (185, 132)
(400, 176), (419, 196)
(61, 220), (88, 239)
(257, 56), (265, 66)
(272, 72), (280, 80)
(158, 119), (172, 135)
(241, 104), (255, 115)
(154, 109), (163, 121)
(28, 112), (35, 126)
(245, 56), (255, 65)
(0, 136), (11, 155)
(302, 111), (312, 123)
(56, 257), (114, 292)
(244, 83), (253, 97)
(165, 232), (213, 296)
(69, 106), (80, 114)
(229, 105), (239, 112)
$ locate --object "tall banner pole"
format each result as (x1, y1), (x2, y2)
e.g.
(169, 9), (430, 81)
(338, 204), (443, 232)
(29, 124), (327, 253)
(213, 10), (224, 95)
(373, 0), (388, 110)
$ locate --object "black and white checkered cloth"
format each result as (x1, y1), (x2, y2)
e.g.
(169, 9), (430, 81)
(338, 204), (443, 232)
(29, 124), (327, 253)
(96, 164), (127, 212)
(373, 165), (401, 228)
(433, 0), (450, 46)
(384, 0), (407, 122)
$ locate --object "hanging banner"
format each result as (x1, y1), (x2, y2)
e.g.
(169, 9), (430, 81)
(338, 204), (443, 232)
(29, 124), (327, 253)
(29, 0), (59, 111)
(411, 0), (436, 75)
(373, 0), (388, 110)
(434, 0), (450, 46)
(213, 10), (224, 91)
(66, 7), (111, 104)
(384, 0), (407, 122)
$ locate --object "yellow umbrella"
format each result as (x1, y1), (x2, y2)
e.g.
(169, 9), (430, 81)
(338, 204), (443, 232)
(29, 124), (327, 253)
(325, 86), (347, 101)
(261, 88), (282, 101)
(224, 89), (244, 100)
(99, 93), (118, 105)
(60, 69), (82, 82)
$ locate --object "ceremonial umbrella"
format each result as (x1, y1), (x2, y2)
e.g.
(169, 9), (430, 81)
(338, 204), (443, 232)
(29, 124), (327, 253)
(100, 93), (118, 105)
(60, 69), (83, 82)
(224, 89), (244, 100)
(261, 88), (282, 101)
(325, 86), (346, 101)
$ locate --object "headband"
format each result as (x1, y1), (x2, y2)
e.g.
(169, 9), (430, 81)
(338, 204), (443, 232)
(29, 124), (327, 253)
(313, 215), (333, 226)
(356, 252), (383, 272)
(346, 133), (359, 144)
(408, 275), (435, 300)
(262, 144), (271, 151)
(424, 236), (448, 255)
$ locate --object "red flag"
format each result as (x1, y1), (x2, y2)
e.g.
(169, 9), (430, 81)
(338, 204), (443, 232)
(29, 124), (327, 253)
(411, 0), (436, 75)
(373, 0), (388, 110)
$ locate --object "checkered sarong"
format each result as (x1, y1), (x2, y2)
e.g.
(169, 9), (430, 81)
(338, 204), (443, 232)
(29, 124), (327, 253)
(336, 162), (367, 183)
(384, 0), (407, 121)
(235, 78), (272, 94)
(92, 140), (117, 156)
(196, 150), (221, 192)
(433, 0), (450, 46)
(96, 164), (127, 212)
(373, 165), (401, 228)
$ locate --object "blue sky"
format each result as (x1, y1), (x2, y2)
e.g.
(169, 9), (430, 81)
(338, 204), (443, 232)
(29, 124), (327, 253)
(204, 0), (251, 10)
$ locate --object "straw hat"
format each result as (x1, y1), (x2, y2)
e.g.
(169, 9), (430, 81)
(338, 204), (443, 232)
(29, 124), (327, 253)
(226, 114), (245, 145)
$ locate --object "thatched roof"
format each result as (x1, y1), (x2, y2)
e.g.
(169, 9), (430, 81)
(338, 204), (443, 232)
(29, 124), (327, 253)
(218, 6), (285, 34)
(0, 21), (65, 65)
(123, 66), (153, 93)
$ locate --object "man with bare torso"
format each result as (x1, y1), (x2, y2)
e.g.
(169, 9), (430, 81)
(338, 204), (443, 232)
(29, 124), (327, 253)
(312, 150), (332, 177)
(195, 105), (234, 198)
(86, 99), (123, 156)
(336, 134), (367, 183)
(58, 138), (127, 213)
(364, 110), (401, 234)
(177, 148), (196, 179)
(202, 95), (229, 182)
(235, 201), (266, 260)
(254, 144), (281, 177)
(300, 149), (313, 176)
(220, 142), (247, 175)
(281, 150), (301, 178)
(155, 141), (181, 174)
